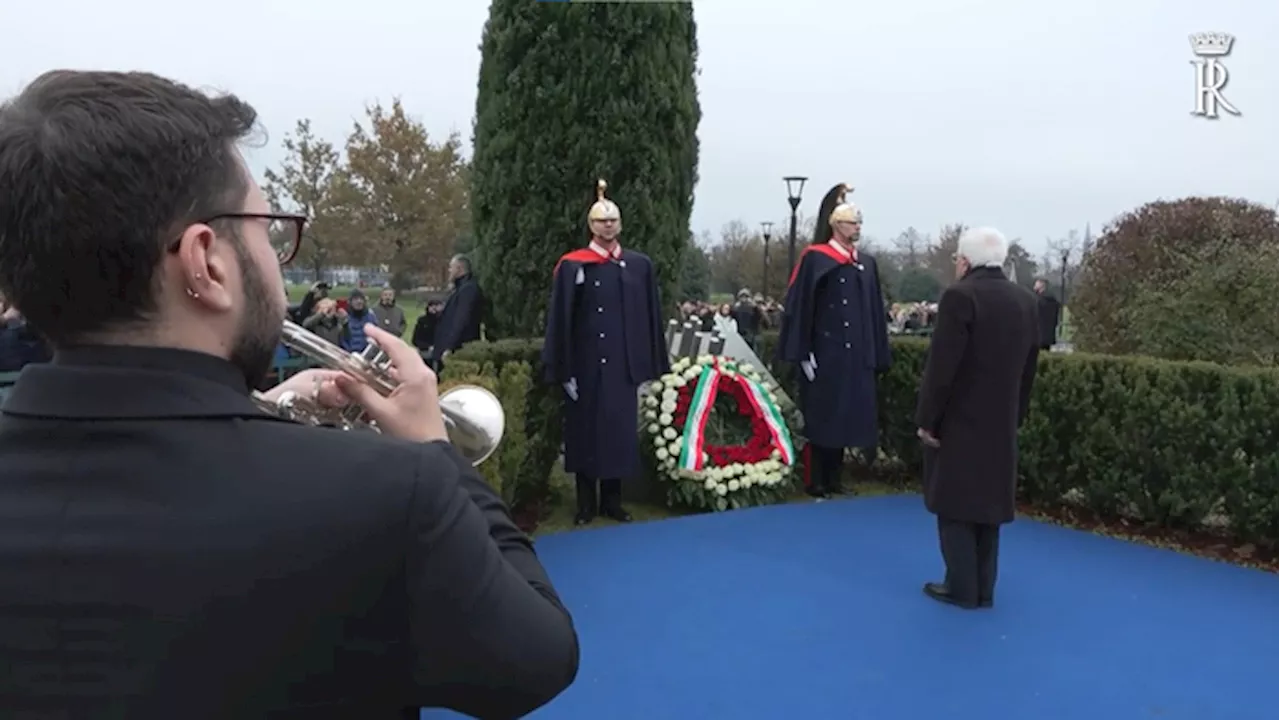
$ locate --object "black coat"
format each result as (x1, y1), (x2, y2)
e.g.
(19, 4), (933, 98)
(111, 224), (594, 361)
(777, 245), (891, 449)
(432, 274), (484, 360)
(541, 248), (669, 478)
(1036, 293), (1062, 349)
(0, 346), (579, 719)
(915, 267), (1040, 525)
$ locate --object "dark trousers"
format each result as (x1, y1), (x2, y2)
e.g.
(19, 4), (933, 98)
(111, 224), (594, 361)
(807, 444), (844, 493)
(575, 474), (623, 516)
(937, 516), (1000, 605)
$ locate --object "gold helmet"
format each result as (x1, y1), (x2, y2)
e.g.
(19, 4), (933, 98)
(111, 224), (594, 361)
(829, 183), (861, 224)
(812, 182), (861, 244)
(588, 179), (621, 222)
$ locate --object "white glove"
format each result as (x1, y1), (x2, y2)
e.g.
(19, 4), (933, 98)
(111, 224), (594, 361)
(800, 353), (817, 382)
(563, 378), (579, 401)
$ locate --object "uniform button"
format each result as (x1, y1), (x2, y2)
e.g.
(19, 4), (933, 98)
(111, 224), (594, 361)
(599, 332), (605, 338)
(845, 342), (852, 349)
(594, 280), (600, 287)
(839, 278), (846, 284)
(842, 299), (848, 305)
(597, 306), (603, 313)
(843, 321), (850, 327)
(600, 357), (608, 364)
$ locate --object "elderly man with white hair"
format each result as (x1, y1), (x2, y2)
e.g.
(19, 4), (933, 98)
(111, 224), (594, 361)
(914, 226), (1041, 610)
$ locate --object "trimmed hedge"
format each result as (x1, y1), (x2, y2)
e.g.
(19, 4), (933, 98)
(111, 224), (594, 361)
(447, 332), (1278, 547)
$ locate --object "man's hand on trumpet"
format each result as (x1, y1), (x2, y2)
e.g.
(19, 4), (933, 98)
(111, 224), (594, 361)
(265, 324), (450, 444)
(333, 324), (450, 444)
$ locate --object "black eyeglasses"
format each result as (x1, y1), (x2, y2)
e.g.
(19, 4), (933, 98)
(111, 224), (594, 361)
(167, 212), (307, 266)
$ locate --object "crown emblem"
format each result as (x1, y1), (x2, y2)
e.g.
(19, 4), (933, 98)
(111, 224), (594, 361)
(1189, 32), (1234, 57)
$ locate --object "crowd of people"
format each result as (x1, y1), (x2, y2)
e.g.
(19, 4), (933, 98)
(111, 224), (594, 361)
(276, 253), (484, 383)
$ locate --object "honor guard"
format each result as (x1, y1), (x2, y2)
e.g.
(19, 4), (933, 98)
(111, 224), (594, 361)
(541, 179), (670, 525)
(776, 183), (892, 498)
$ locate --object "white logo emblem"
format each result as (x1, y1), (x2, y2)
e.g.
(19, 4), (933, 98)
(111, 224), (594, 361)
(1189, 32), (1240, 119)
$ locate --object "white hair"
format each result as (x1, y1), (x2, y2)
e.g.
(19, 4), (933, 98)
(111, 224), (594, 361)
(957, 227), (1009, 268)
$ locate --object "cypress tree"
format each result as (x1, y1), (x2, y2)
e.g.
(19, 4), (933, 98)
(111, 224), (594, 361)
(471, 0), (701, 338)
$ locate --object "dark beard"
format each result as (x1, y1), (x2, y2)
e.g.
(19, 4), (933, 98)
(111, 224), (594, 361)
(227, 242), (282, 389)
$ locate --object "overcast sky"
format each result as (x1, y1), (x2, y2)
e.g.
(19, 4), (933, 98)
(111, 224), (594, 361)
(2, 0), (1275, 254)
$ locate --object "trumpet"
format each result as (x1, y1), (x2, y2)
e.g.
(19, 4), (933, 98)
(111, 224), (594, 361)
(252, 320), (505, 466)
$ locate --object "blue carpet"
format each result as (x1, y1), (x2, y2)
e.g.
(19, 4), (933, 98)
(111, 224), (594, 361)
(423, 495), (1277, 719)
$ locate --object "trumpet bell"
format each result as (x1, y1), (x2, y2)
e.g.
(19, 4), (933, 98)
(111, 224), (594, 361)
(251, 319), (507, 466)
(440, 384), (506, 466)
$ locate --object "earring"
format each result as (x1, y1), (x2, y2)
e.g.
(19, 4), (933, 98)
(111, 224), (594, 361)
(195, 273), (203, 280)
(186, 288), (200, 299)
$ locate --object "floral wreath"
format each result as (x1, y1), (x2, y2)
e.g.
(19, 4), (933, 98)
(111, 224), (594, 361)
(643, 355), (797, 512)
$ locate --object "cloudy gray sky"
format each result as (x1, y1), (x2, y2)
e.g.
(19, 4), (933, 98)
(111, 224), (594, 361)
(2, 0), (1275, 254)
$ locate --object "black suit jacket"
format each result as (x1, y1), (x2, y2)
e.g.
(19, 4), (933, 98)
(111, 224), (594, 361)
(914, 267), (1040, 525)
(0, 346), (578, 719)
(432, 275), (484, 360)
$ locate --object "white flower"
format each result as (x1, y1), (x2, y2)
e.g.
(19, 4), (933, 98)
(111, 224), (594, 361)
(647, 423), (659, 434)
(656, 448), (669, 461)
(703, 477), (716, 490)
(671, 376), (687, 388)
(727, 479), (740, 492)
(715, 483), (728, 496)
(770, 449), (781, 460)
(658, 412), (673, 426)
(741, 475), (754, 488)
(668, 441), (682, 457)
(648, 381), (664, 395)
(696, 354), (713, 366)
(661, 388), (678, 403)
(644, 409), (657, 420)
(683, 367), (701, 380)
(645, 396), (659, 408)
(662, 427), (678, 441)
(653, 436), (665, 448)
(659, 400), (676, 414)
(661, 373), (679, 385)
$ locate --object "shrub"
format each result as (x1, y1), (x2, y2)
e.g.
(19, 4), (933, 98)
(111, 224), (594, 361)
(758, 332), (1277, 547)
(443, 339), (559, 513)
(448, 332), (1277, 549)
(1071, 197), (1278, 365)
(470, 0), (701, 337)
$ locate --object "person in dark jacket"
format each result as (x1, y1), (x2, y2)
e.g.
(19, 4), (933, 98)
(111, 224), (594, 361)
(1032, 278), (1061, 350)
(412, 300), (444, 356)
(0, 69), (578, 719)
(429, 255), (484, 370)
(915, 226), (1041, 610)
(540, 179), (669, 526)
(342, 289), (376, 352)
(776, 183), (892, 498)
(730, 289), (763, 350)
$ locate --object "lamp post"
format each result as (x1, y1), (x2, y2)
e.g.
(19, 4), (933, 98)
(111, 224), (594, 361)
(783, 176), (808, 274)
(1059, 249), (1070, 306)
(760, 221), (774, 296)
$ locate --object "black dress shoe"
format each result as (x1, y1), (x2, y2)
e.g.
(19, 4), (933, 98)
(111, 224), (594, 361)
(601, 506), (632, 523)
(978, 598), (993, 608)
(805, 486), (828, 500)
(922, 582), (978, 609)
(574, 512), (595, 526)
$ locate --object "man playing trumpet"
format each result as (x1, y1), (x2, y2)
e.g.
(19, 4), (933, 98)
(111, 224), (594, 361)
(0, 70), (577, 719)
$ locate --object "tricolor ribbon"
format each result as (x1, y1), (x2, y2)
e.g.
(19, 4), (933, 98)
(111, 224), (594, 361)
(676, 358), (796, 471)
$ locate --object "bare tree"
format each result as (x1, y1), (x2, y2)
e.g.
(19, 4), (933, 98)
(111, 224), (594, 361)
(891, 226), (927, 268)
